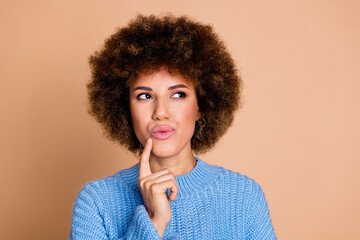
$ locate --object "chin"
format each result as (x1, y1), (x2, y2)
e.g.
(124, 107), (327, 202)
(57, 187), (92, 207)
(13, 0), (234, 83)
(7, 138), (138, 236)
(151, 141), (181, 158)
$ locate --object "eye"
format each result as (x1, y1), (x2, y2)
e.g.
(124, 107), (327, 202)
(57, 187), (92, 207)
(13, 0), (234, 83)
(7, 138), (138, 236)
(172, 91), (187, 98)
(137, 93), (152, 100)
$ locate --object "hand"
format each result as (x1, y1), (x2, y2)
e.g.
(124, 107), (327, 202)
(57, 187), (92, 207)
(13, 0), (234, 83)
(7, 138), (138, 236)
(138, 138), (179, 237)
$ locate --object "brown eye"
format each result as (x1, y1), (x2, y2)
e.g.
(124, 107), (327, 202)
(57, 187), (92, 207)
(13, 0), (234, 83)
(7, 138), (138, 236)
(137, 93), (152, 100)
(173, 92), (186, 98)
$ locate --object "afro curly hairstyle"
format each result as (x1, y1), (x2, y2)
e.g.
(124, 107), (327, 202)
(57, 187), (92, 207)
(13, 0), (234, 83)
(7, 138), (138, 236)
(87, 14), (243, 155)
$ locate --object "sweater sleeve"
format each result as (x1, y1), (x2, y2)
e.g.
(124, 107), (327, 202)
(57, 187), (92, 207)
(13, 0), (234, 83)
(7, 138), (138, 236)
(245, 180), (277, 240)
(69, 183), (164, 240)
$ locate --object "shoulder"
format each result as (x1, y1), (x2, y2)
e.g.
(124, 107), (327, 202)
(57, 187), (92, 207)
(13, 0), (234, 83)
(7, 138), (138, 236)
(73, 163), (140, 205)
(197, 160), (277, 238)
(213, 163), (263, 190)
(220, 167), (273, 220)
(213, 164), (267, 203)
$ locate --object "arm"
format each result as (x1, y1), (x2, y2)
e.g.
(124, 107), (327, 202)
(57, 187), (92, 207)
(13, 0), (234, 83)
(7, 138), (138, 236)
(137, 138), (179, 238)
(70, 139), (181, 240)
(245, 180), (277, 240)
(69, 183), (161, 240)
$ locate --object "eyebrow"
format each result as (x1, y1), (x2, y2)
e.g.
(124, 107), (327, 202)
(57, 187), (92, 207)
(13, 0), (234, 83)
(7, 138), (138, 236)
(133, 84), (189, 92)
(133, 86), (152, 92)
(168, 84), (189, 90)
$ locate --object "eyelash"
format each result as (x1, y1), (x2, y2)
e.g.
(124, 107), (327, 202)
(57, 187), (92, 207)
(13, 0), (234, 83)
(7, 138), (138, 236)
(136, 93), (152, 100)
(173, 91), (187, 98)
(136, 91), (187, 100)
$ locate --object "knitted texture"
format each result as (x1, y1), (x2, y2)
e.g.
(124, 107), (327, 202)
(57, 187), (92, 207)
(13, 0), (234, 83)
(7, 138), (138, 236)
(70, 158), (277, 239)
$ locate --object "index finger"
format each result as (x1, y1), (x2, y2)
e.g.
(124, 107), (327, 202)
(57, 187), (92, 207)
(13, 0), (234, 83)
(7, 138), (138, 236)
(139, 138), (153, 178)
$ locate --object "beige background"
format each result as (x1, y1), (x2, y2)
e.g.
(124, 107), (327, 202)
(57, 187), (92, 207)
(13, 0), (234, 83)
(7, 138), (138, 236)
(1, 0), (359, 239)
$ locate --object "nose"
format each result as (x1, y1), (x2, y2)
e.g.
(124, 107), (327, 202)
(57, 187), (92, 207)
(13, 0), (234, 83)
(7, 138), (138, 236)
(152, 98), (169, 121)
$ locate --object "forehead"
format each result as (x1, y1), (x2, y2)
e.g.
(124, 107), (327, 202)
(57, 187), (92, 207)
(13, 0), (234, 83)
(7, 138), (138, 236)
(130, 69), (195, 89)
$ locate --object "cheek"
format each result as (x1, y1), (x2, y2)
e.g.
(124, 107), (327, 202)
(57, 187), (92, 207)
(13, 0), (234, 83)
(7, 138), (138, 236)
(130, 104), (148, 142)
(178, 103), (199, 128)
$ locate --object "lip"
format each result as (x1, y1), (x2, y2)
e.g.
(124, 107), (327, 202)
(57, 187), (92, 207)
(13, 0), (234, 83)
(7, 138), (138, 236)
(151, 125), (175, 140)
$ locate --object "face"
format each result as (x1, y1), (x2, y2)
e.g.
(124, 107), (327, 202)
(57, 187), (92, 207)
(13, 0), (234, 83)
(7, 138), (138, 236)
(129, 69), (200, 158)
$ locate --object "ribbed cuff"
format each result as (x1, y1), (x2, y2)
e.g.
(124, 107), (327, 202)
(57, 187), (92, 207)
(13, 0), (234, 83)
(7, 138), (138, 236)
(125, 205), (161, 239)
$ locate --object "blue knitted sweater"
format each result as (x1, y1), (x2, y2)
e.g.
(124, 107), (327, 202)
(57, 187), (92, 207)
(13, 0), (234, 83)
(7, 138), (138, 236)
(70, 158), (277, 239)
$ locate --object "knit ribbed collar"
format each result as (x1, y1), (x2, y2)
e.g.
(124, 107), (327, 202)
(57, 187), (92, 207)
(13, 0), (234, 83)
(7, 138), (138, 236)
(119, 157), (225, 199)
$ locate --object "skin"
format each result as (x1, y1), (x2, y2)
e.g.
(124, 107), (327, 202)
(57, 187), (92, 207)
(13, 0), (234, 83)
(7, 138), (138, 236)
(129, 69), (200, 237)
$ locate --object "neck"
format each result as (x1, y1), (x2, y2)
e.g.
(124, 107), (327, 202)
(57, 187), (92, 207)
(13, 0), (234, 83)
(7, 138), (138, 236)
(149, 143), (196, 176)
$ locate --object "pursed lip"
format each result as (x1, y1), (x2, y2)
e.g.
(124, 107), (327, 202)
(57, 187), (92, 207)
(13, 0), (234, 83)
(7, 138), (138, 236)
(151, 125), (175, 140)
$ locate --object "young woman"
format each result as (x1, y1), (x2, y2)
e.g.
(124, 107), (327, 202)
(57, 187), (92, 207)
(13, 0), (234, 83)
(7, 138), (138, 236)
(70, 14), (277, 239)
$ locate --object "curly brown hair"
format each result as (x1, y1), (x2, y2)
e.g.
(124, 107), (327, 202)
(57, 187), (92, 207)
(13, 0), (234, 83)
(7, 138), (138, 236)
(87, 14), (242, 154)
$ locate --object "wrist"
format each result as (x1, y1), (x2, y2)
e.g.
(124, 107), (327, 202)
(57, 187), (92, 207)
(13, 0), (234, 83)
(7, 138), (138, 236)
(151, 217), (169, 238)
